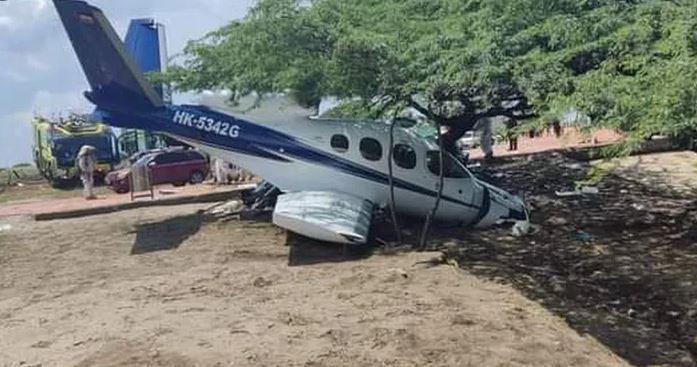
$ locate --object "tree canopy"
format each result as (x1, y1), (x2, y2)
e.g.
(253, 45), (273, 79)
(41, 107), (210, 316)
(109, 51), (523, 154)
(163, 0), (697, 151)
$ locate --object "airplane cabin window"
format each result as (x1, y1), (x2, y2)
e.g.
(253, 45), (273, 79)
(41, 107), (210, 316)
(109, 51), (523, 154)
(393, 144), (416, 169)
(426, 151), (468, 178)
(330, 134), (349, 153)
(359, 138), (383, 161)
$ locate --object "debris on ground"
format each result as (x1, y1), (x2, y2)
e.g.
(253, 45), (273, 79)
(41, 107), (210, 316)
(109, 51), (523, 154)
(511, 220), (531, 237)
(386, 267), (409, 279)
(545, 216), (568, 226)
(562, 162), (585, 170)
(555, 186), (599, 197)
(205, 199), (245, 219)
(158, 188), (182, 196)
(573, 231), (595, 242)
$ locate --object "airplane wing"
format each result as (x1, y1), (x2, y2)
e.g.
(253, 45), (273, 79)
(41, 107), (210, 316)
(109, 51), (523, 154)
(272, 192), (373, 245)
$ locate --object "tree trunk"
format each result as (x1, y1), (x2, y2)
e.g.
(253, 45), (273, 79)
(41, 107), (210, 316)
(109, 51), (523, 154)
(440, 117), (478, 154)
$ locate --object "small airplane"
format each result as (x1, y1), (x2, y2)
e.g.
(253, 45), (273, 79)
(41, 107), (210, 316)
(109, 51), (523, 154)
(52, 0), (528, 245)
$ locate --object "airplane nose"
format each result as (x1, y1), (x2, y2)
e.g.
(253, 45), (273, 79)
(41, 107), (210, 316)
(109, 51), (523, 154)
(473, 182), (528, 228)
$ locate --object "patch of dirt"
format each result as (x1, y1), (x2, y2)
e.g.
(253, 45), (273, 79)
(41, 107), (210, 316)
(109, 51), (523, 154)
(0, 203), (626, 366)
(600, 150), (697, 193)
(74, 340), (197, 367)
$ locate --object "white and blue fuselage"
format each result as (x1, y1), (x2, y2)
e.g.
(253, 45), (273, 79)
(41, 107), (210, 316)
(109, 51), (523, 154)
(97, 104), (526, 227)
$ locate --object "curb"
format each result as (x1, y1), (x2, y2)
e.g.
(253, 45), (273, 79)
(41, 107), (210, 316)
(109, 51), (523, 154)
(34, 187), (251, 221)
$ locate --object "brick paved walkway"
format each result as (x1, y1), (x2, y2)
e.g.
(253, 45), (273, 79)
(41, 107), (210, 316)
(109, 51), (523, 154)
(0, 184), (251, 218)
(469, 128), (622, 159)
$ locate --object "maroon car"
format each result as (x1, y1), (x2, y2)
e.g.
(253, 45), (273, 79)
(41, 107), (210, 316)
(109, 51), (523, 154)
(106, 150), (209, 193)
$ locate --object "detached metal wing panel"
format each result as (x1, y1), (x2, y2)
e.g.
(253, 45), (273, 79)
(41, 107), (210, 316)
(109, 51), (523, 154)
(272, 191), (373, 245)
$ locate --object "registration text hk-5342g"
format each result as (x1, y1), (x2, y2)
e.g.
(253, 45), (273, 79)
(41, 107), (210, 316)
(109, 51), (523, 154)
(172, 110), (240, 138)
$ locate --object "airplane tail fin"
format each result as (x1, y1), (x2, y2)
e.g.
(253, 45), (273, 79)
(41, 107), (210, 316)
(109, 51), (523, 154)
(53, 0), (165, 112)
(124, 18), (170, 102)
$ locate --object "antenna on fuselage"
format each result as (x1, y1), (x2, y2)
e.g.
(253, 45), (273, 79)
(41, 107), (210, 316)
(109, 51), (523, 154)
(419, 122), (446, 249)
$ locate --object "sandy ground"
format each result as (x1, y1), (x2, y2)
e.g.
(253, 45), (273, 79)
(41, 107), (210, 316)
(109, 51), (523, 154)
(0, 203), (627, 367)
(599, 150), (697, 192)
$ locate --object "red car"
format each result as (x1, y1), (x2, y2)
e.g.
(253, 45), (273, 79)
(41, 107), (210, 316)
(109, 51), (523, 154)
(106, 150), (209, 193)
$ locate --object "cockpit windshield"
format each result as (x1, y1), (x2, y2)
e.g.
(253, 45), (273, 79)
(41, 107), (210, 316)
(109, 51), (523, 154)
(426, 151), (470, 178)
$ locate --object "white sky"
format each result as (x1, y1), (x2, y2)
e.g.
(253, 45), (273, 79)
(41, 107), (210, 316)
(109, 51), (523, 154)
(0, 0), (253, 168)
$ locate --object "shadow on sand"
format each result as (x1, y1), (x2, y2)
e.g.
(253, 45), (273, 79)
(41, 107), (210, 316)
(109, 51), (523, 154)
(227, 209), (376, 267)
(131, 213), (203, 255)
(435, 154), (697, 367)
(286, 231), (376, 266)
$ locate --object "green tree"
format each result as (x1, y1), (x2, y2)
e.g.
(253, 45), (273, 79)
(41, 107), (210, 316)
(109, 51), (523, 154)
(164, 0), (697, 151)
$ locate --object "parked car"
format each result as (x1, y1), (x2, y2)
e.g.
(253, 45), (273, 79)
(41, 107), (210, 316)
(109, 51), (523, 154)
(105, 149), (209, 193)
(126, 146), (186, 165)
(458, 131), (481, 149)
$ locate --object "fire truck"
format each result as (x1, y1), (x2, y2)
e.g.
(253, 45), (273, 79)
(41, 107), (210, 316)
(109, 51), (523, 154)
(31, 114), (120, 186)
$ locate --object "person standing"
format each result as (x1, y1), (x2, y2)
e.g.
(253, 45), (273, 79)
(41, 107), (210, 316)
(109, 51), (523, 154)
(553, 120), (562, 138)
(478, 118), (494, 160)
(506, 118), (518, 151)
(528, 128), (536, 139)
(76, 145), (97, 200)
(213, 158), (229, 184)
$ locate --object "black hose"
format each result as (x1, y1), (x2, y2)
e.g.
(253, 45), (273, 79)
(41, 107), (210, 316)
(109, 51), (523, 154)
(387, 119), (402, 246)
(419, 121), (445, 249)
